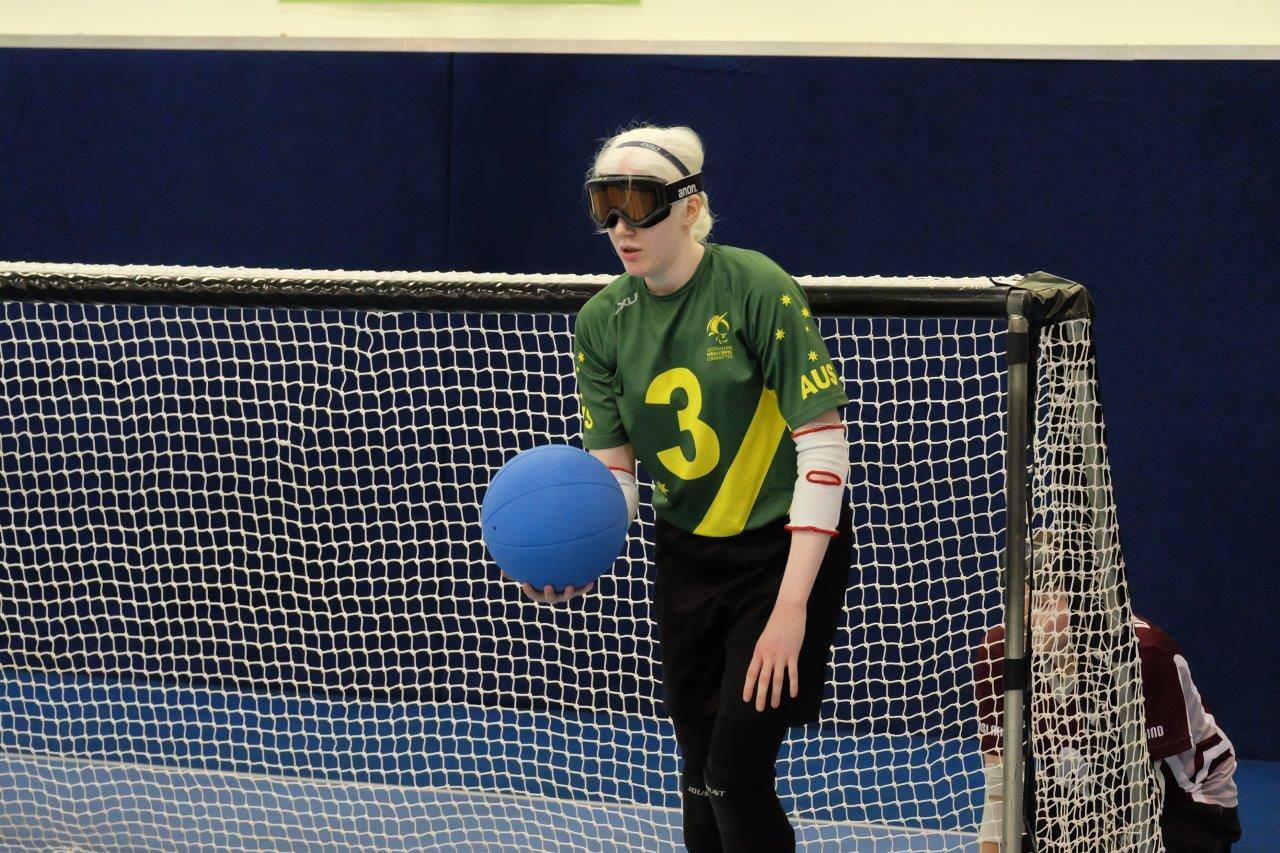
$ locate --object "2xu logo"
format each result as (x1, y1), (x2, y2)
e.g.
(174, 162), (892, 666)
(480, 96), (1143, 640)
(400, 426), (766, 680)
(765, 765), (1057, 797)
(615, 293), (638, 315)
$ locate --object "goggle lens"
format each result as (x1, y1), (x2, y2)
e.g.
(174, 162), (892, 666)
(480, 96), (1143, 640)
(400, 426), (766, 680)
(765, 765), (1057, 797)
(587, 181), (663, 228)
(585, 173), (701, 230)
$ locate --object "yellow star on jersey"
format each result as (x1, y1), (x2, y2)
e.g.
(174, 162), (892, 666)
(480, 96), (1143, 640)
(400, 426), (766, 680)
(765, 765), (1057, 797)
(800, 308), (811, 318)
(808, 350), (818, 362)
(655, 481), (669, 496)
(780, 294), (792, 306)
(775, 328), (786, 341)
(577, 352), (585, 363)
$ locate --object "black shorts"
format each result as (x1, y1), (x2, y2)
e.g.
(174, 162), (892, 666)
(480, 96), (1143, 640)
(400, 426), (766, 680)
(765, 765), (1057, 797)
(652, 504), (853, 727)
(1161, 801), (1242, 853)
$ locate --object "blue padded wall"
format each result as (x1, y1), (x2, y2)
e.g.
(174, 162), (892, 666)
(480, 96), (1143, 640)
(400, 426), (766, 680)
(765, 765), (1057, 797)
(0, 49), (452, 270)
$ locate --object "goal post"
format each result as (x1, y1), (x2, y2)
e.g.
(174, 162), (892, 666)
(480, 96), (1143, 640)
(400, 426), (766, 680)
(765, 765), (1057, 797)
(0, 262), (1160, 851)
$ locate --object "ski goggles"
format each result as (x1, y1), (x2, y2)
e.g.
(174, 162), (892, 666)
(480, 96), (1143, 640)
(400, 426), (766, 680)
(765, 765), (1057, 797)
(584, 139), (704, 229)
(585, 172), (704, 229)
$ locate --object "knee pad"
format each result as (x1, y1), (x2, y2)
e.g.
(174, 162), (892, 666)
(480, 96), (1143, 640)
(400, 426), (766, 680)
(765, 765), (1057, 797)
(680, 767), (723, 853)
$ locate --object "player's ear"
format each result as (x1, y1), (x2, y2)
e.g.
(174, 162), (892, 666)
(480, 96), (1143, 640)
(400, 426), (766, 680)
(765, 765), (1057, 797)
(681, 195), (703, 227)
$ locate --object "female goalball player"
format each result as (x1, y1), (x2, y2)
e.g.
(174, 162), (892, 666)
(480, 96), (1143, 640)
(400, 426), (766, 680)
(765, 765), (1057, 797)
(516, 124), (854, 852)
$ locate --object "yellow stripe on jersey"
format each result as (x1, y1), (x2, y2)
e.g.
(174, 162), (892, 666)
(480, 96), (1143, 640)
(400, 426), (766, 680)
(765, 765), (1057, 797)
(693, 388), (788, 537)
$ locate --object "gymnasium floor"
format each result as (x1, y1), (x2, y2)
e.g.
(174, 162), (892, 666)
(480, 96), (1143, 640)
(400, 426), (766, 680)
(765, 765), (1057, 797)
(4, 754), (1273, 850)
(0, 667), (1273, 851)
(0, 668), (978, 851)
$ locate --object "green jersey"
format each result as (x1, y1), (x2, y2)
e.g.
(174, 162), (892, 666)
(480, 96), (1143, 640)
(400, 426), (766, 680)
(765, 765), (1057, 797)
(573, 243), (850, 536)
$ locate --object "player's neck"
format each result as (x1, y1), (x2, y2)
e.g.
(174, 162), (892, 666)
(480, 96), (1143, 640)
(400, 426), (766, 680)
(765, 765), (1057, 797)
(644, 242), (705, 297)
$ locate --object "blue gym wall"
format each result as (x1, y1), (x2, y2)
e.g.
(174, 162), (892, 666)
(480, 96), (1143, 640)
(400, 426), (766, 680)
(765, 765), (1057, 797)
(0, 49), (1276, 760)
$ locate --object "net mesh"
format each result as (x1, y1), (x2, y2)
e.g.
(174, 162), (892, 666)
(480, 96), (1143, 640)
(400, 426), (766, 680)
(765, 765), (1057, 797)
(1026, 319), (1164, 852)
(0, 265), (1159, 851)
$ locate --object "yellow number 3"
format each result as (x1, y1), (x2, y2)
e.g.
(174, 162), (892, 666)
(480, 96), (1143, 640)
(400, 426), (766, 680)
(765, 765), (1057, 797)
(645, 367), (720, 480)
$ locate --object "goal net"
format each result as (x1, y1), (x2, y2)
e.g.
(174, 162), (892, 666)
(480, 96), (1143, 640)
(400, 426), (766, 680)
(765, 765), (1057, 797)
(0, 263), (1161, 851)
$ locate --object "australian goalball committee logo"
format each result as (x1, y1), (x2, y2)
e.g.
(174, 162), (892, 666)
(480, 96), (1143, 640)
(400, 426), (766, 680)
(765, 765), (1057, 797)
(705, 313), (734, 362)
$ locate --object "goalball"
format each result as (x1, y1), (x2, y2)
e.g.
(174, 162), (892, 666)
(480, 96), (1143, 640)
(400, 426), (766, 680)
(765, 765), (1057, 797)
(481, 444), (630, 592)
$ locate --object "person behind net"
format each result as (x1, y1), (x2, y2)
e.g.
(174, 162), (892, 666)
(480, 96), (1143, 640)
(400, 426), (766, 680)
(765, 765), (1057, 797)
(973, 533), (1242, 852)
(512, 124), (853, 852)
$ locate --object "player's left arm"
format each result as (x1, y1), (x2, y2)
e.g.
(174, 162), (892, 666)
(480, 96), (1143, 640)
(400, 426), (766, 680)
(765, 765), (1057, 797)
(743, 404), (847, 711)
(740, 264), (852, 711)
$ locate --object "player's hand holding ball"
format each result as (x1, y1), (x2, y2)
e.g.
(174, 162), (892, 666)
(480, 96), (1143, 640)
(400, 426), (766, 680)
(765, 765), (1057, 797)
(481, 444), (630, 605)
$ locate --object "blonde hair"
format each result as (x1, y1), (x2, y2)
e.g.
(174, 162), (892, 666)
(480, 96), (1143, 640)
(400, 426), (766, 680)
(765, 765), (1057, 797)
(590, 124), (714, 243)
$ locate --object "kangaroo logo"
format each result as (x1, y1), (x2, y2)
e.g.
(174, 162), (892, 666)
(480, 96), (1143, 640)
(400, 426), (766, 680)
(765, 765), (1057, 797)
(706, 312), (730, 344)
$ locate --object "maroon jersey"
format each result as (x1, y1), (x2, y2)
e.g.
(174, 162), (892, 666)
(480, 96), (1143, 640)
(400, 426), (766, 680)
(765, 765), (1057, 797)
(973, 615), (1237, 808)
(973, 623), (1012, 755)
(973, 624), (1084, 770)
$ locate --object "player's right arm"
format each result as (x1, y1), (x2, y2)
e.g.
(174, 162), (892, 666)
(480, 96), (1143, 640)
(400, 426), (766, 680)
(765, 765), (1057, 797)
(973, 628), (1005, 851)
(979, 751), (1002, 853)
(513, 303), (633, 607)
(589, 443), (638, 521)
(574, 298), (629, 451)
(588, 443), (635, 469)
(573, 299), (639, 524)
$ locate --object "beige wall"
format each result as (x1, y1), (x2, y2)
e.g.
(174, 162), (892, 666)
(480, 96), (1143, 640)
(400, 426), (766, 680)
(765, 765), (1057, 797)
(0, 0), (1277, 56)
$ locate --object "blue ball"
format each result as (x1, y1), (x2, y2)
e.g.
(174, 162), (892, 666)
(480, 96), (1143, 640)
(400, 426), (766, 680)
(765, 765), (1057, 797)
(481, 444), (629, 592)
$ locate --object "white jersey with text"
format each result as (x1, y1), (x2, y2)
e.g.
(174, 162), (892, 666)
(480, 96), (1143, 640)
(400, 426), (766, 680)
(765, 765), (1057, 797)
(1134, 616), (1238, 808)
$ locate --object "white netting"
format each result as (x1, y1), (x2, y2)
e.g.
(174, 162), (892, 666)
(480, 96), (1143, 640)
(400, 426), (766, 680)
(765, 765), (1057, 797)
(1026, 319), (1164, 852)
(0, 266), (1157, 851)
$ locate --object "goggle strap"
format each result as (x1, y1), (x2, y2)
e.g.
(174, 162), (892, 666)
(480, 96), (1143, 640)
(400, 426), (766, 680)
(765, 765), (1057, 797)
(615, 140), (693, 176)
(665, 173), (704, 202)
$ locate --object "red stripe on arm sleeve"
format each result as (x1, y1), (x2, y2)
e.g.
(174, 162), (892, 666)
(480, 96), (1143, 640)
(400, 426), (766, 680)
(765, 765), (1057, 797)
(783, 524), (839, 536)
(805, 470), (842, 486)
(791, 423), (845, 439)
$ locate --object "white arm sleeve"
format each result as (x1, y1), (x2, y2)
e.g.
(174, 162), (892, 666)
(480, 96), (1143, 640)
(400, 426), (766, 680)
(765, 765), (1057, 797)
(608, 467), (639, 524)
(978, 760), (1004, 846)
(785, 422), (849, 535)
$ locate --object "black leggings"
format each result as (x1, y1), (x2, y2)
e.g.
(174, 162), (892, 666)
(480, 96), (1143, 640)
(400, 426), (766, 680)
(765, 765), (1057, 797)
(672, 713), (794, 853)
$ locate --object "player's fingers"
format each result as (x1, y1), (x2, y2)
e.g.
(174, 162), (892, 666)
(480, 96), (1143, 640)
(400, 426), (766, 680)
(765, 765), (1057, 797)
(743, 654), (763, 703)
(521, 582), (537, 600)
(561, 585), (576, 602)
(788, 658), (800, 699)
(770, 659), (786, 709)
(756, 662), (773, 712)
(543, 584), (555, 602)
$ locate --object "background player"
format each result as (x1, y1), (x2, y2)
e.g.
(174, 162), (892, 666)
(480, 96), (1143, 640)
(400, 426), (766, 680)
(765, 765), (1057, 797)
(974, 534), (1242, 852)
(516, 124), (854, 852)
